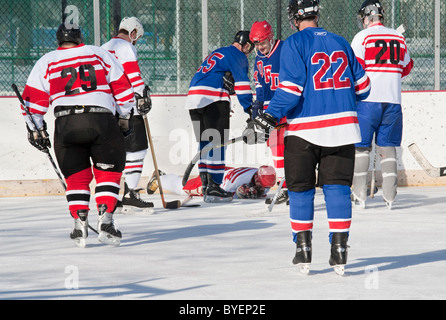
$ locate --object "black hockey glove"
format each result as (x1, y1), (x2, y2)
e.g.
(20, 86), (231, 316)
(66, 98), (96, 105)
(118, 109), (134, 137)
(26, 120), (51, 152)
(242, 119), (266, 145)
(135, 85), (152, 115)
(253, 113), (277, 141)
(223, 71), (235, 95)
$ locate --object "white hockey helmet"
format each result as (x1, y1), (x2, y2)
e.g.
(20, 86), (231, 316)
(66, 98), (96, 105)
(119, 17), (144, 40)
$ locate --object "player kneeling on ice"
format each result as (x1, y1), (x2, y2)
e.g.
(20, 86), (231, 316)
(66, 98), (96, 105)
(147, 166), (276, 201)
(19, 23), (135, 248)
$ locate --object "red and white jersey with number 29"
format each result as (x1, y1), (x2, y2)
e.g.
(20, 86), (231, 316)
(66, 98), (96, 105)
(21, 43), (134, 128)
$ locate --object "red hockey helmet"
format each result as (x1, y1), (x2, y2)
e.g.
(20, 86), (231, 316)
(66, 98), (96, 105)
(255, 165), (276, 188)
(250, 21), (274, 43)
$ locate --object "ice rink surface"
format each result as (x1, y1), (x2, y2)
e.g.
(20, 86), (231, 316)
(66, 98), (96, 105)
(0, 186), (445, 302)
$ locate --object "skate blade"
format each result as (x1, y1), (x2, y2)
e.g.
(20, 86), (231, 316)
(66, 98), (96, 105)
(73, 238), (87, 248)
(297, 263), (310, 275)
(203, 195), (233, 203)
(333, 265), (345, 276)
(352, 199), (366, 209)
(121, 206), (154, 215)
(114, 206), (123, 214)
(98, 232), (121, 247)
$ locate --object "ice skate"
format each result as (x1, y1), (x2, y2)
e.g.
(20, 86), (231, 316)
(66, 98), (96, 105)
(329, 233), (349, 276)
(199, 172), (209, 196)
(385, 200), (393, 210)
(146, 169), (165, 195)
(351, 192), (366, 209)
(265, 189), (288, 205)
(203, 176), (233, 203)
(97, 204), (122, 247)
(292, 231), (312, 275)
(70, 210), (89, 248)
(121, 183), (154, 214)
(383, 195), (394, 210)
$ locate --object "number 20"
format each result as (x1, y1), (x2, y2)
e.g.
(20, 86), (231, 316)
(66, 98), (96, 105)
(312, 51), (351, 90)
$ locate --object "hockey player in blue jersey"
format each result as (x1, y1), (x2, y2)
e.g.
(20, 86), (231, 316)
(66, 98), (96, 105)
(254, 0), (371, 275)
(185, 31), (254, 203)
(249, 20), (288, 205)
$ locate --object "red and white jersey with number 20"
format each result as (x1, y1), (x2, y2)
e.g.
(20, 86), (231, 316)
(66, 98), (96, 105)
(350, 23), (413, 104)
(21, 43), (134, 128)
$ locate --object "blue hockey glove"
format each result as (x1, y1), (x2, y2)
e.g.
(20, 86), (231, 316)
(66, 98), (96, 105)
(250, 100), (264, 120)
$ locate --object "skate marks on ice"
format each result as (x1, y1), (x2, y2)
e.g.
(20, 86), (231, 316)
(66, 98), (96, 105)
(114, 195), (201, 216)
(2, 186), (446, 299)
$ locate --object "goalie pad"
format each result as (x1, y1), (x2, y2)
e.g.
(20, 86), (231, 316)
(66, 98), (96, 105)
(352, 147), (371, 201)
(377, 146), (397, 202)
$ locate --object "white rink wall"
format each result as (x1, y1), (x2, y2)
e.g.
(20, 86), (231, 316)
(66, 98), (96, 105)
(1, 91), (445, 196)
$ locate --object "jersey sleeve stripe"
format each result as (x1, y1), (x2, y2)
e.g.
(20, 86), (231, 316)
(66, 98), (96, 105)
(22, 85), (50, 111)
(278, 81), (303, 96)
(188, 86), (230, 98)
(354, 74), (371, 95)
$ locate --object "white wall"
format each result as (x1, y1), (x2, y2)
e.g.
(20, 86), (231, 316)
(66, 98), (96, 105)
(1, 92), (445, 196)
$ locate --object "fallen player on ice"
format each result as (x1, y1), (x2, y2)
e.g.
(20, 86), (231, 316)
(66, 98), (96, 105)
(147, 165), (277, 202)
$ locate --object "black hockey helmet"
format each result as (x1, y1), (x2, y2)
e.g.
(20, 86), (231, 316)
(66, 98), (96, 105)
(234, 31), (254, 53)
(56, 23), (83, 46)
(288, 0), (320, 23)
(358, 0), (384, 21)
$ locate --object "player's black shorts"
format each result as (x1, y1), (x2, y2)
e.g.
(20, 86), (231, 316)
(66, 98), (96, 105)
(124, 115), (148, 152)
(53, 113), (126, 178)
(284, 136), (355, 192)
(189, 101), (230, 143)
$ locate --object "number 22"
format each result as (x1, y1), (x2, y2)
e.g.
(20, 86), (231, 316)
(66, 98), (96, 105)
(312, 51), (351, 90)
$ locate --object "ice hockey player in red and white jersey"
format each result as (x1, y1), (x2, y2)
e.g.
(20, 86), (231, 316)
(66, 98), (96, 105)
(350, 0), (413, 210)
(21, 23), (135, 248)
(102, 17), (154, 212)
(147, 166), (276, 201)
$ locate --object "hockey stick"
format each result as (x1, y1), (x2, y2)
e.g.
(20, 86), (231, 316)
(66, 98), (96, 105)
(12, 83), (67, 190)
(143, 114), (182, 209)
(182, 122), (287, 186)
(408, 143), (446, 177)
(181, 195), (201, 208)
(268, 176), (286, 212)
(12, 84), (99, 234)
(182, 135), (244, 187)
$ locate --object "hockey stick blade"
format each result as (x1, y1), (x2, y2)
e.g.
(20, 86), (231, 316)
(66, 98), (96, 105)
(408, 143), (446, 177)
(165, 200), (182, 209)
(181, 195), (201, 207)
